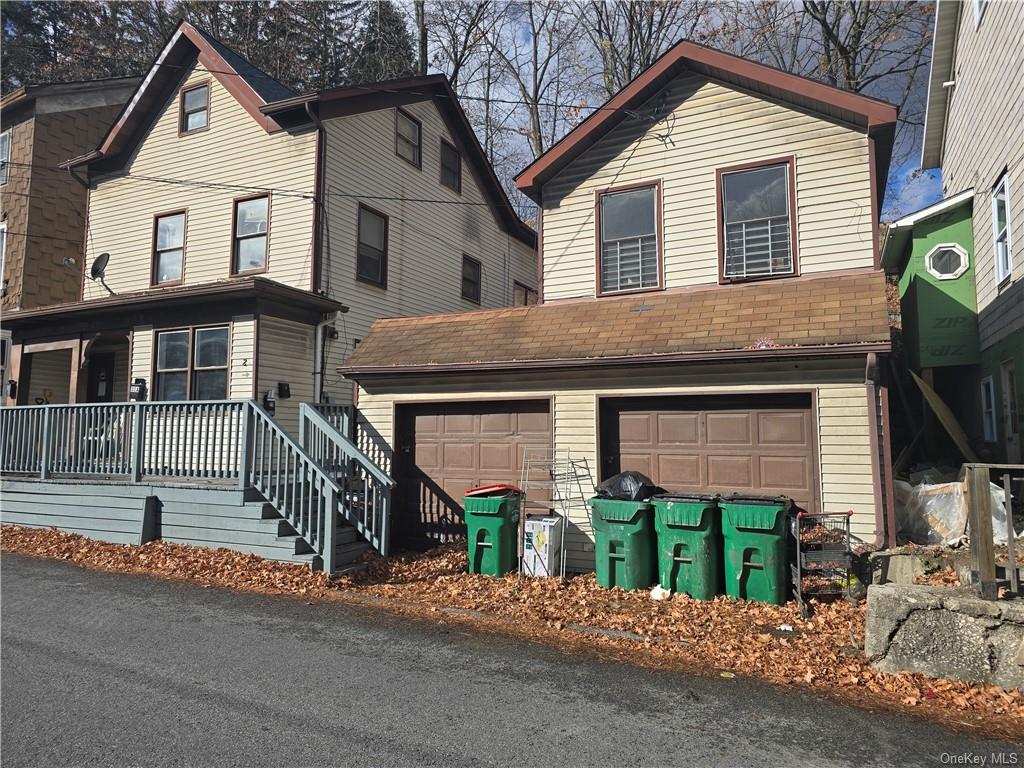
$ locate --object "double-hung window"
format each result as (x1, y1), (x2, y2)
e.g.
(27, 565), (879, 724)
(598, 184), (660, 293)
(155, 326), (229, 401)
(180, 83), (209, 133)
(232, 195), (269, 274)
(992, 173), (1012, 283)
(461, 255), (482, 303)
(514, 281), (538, 306)
(152, 211), (186, 285)
(0, 129), (10, 186)
(720, 160), (795, 280)
(440, 140), (462, 193)
(980, 376), (997, 442)
(357, 204), (388, 286)
(395, 108), (421, 168)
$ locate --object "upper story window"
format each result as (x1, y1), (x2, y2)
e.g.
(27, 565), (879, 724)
(926, 243), (970, 280)
(151, 210), (186, 286)
(0, 129), (10, 186)
(440, 139), (462, 193)
(720, 159), (796, 281)
(992, 173), (1012, 283)
(179, 83), (209, 134)
(232, 195), (269, 274)
(155, 326), (228, 401)
(461, 254), (482, 303)
(514, 281), (538, 306)
(357, 204), (388, 287)
(395, 108), (421, 168)
(598, 183), (660, 294)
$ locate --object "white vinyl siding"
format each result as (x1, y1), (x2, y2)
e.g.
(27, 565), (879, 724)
(540, 75), (874, 299)
(257, 316), (314, 435)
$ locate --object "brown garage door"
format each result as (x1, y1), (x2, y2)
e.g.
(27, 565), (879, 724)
(394, 400), (551, 549)
(600, 394), (817, 512)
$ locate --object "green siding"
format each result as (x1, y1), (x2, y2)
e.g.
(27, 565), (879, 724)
(896, 205), (979, 369)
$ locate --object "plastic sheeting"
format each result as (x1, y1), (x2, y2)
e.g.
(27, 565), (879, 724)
(894, 472), (1010, 546)
(595, 471), (664, 502)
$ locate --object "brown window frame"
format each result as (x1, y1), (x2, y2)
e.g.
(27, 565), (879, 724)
(356, 203), (389, 288)
(461, 254), (482, 304)
(178, 81), (211, 136)
(230, 193), (271, 276)
(152, 324), (231, 402)
(594, 179), (664, 297)
(440, 139), (462, 194)
(513, 281), (538, 306)
(716, 155), (799, 285)
(150, 208), (188, 288)
(394, 107), (422, 169)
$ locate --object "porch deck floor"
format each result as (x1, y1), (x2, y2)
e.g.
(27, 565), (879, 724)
(1, 473), (241, 490)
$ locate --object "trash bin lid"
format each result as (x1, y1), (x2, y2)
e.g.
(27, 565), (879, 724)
(465, 483), (521, 497)
(652, 493), (718, 504)
(719, 494), (792, 507)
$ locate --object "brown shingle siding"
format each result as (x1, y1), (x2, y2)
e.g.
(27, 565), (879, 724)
(343, 270), (891, 373)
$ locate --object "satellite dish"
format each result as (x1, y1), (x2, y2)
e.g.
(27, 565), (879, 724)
(91, 252), (110, 280)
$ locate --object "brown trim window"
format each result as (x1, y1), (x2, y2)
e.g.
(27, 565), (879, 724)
(718, 158), (797, 281)
(440, 139), (462, 193)
(514, 281), (538, 306)
(395, 108), (421, 168)
(357, 204), (388, 286)
(155, 326), (229, 401)
(152, 210), (186, 285)
(179, 83), (209, 134)
(461, 254), (482, 303)
(598, 183), (661, 294)
(232, 194), (269, 274)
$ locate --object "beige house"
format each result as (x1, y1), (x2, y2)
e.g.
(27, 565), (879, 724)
(2, 21), (536, 437)
(342, 41), (900, 563)
(921, 0), (1023, 463)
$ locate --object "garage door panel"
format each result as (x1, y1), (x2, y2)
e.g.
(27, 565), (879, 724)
(655, 414), (699, 445)
(619, 414), (652, 444)
(479, 442), (515, 472)
(415, 441), (441, 470)
(760, 455), (811, 491)
(479, 412), (514, 434)
(657, 454), (702, 488)
(758, 412), (808, 445)
(707, 454), (753, 488)
(415, 413), (442, 436)
(444, 413), (476, 433)
(620, 453), (654, 479)
(442, 442), (476, 470)
(516, 411), (551, 435)
(705, 412), (753, 445)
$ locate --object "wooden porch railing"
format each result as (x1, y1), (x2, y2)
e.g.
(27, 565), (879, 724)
(964, 463), (1022, 599)
(0, 400), (393, 568)
(300, 403), (394, 556)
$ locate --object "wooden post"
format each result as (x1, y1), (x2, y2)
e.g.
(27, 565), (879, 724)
(39, 407), (52, 480)
(1004, 472), (1019, 595)
(239, 403), (253, 490)
(323, 483), (337, 575)
(130, 402), (144, 483)
(965, 464), (998, 599)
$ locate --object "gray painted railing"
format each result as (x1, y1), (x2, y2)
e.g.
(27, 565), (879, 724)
(300, 403), (394, 556)
(310, 403), (354, 439)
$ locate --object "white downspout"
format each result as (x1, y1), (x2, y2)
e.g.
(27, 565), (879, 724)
(313, 313), (336, 403)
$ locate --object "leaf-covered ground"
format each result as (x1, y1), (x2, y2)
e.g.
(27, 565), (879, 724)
(2, 524), (1021, 742)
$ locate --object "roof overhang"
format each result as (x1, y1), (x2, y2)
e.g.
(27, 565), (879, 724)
(262, 76), (536, 247)
(341, 342), (891, 379)
(1, 278), (344, 327)
(880, 188), (974, 270)
(514, 39), (899, 202)
(921, 0), (962, 169)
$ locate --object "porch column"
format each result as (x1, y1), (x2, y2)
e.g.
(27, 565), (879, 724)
(6, 343), (25, 406)
(68, 338), (83, 404)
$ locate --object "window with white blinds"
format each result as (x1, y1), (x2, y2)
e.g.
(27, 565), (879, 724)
(599, 185), (659, 293)
(721, 162), (794, 279)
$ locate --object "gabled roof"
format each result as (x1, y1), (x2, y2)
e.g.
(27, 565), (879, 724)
(341, 271), (890, 377)
(262, 76), (536, 246)
(880, 189), (974, 271)
(64, 20), (299, 173)
(921, 0), (961, 169)
(514, 39), (899, 203)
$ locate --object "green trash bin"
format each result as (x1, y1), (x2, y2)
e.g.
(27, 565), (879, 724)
(651, 494), (721, 600)
(719, 495), (792, 605)
(463, 484), (521, 576)
(588, 497), (655, 591)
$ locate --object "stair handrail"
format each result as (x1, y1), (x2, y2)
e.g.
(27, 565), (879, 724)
(247, 401), (340, 573)
(299, 403), (394, 556)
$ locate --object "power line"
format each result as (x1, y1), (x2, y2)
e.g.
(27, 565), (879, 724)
(0, 230), (82, 245)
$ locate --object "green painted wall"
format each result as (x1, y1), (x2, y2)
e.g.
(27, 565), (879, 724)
(896, 205), (979, 369)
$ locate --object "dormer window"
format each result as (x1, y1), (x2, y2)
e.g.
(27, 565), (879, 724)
(180, 83), (209, 134)
(719, 158), (797, 281)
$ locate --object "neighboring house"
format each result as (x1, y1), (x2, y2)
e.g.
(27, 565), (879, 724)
(0, 21), (535, 436)
(919, 0), (1023, 463)
(341, 41), (900, 560)
(0, 77), (138, 388)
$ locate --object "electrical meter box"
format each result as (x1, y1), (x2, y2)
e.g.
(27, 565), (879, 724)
(522, 514), (563, 578)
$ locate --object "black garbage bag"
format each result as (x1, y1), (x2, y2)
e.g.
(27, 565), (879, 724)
(595, 471), (664, 501)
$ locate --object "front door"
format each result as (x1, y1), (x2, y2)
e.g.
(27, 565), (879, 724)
(86, 352), (115, 403)
(1001, 361), (1021, 463)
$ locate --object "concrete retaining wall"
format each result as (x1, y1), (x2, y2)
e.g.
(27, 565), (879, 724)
(865, 583), (1024, 690)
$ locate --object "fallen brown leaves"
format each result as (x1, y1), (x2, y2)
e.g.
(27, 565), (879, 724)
(4, 525), (1021, 742)
(915, 567), (962, 588)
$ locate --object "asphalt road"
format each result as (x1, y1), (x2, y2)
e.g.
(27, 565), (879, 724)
(1, 554), (1019, 768)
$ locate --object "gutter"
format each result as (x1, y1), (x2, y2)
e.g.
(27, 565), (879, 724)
(340, 342), (892, 378)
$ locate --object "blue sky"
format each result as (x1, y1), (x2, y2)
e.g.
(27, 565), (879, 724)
(883, 159), (943, 222)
